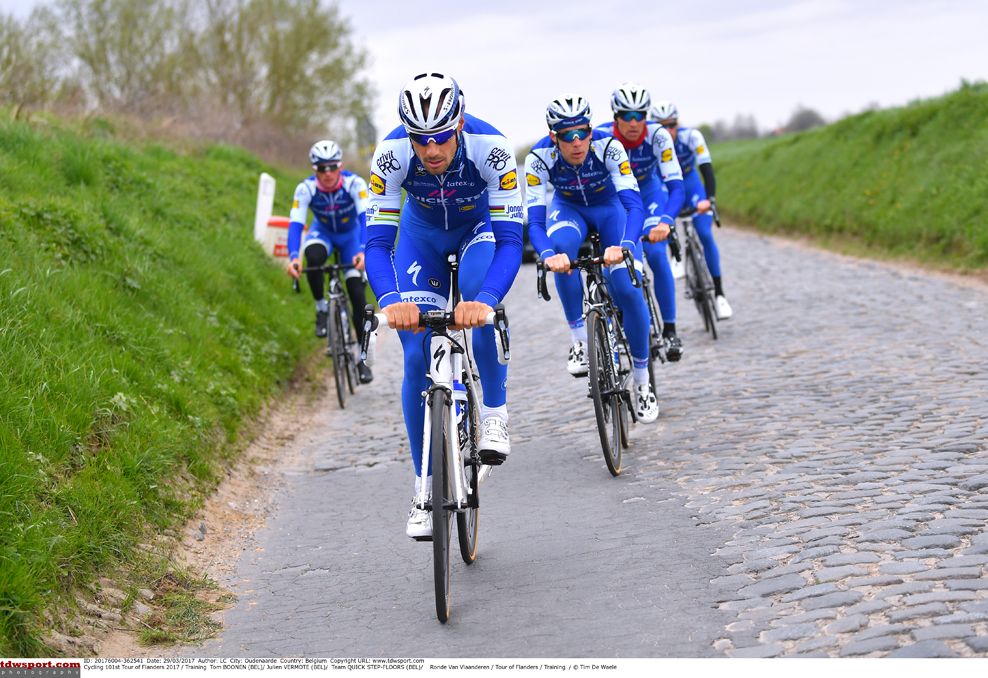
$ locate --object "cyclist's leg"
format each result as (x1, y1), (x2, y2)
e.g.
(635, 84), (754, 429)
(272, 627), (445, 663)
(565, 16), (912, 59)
(547, 201), (590, 342)
(685, 170), (722, 280)
(392, 228), (453, 482)
(332, 229), (368, 343)
(302, 236), (330, 301)
(596, 202), (650, 379)
(640, 182), (677, 325)
(457, 220), (506, 410)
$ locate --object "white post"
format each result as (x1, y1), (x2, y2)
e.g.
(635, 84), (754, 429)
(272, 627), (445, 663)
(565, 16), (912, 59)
(254, 173), (276, 244)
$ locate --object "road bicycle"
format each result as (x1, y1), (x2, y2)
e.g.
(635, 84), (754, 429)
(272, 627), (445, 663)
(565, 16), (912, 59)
(676, 208), (718, 340)
(360, 254), (510, 624)
(536, 233), (643, 477)
(294, 259), (361, 408)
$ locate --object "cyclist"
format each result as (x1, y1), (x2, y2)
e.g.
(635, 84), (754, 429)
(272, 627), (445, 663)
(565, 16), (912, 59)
(596, 82), (686, 361)
(649, 102), (732, 319)
(525, 94), (659, 424)
(286, 139), (373, 383)
(364, 73), (524, 539)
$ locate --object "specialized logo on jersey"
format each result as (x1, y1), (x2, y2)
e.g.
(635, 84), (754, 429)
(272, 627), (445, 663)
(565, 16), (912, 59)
(661, 149), (673, 162)
(486, 148), (511, 171)
(407, 260), (422, 286)
(370, 173), (385, 195)
(499, 170), (517, 190)
(619, 161), (631, 175)
(527, 173), (541, 186)
(376, 150), (400, 174)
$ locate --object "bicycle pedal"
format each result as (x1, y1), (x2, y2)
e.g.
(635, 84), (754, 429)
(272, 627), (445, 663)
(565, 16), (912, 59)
(412, 535), (433, 543)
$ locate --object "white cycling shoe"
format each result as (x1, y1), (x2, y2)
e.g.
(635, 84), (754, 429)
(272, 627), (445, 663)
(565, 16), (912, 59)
(567, 341), (589, 377)
(715, 295), (733, 320)
(669, 257), (685, 280)
(635, 383), (659, 423)
(406, 498), (432, 540)
(479, 416), (510, 466)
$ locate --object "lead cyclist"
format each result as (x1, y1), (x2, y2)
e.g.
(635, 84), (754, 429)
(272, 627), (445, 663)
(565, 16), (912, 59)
(364, 73), (524, 539)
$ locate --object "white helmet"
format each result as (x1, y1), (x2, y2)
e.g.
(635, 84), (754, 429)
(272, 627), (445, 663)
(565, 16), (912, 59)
(649, 101), (679, 123)
(546, 94), (592, 131)
(397, 72), (464, 134)
(610, 82), (651, 113)
(309, 140), (342, 166)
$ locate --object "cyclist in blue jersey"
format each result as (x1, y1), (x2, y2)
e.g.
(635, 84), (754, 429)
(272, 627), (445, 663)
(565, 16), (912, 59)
(525, 94), (659, 423)
(597, 82), (686, 361)
(286, 139), (373, 383)
(649, 102), (733, 320)
(364, 73), (524, 539)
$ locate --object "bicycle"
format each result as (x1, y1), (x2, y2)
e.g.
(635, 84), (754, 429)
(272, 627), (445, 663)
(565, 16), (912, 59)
(676, 208), (718, 340)
(536, 233), (641, 477)
(359, 254), (510, 624)
(294, 259), (361, 408)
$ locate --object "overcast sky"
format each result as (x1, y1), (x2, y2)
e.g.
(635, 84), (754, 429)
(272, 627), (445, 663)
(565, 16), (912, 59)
(4, 0), (986, 148)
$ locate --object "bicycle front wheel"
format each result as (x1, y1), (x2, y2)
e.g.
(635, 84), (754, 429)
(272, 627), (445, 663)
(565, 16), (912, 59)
(429, 389), (453, 623)
(587, 309), (622, 476)
(328, 300), (348, 409)
(456, 367), (481, 564)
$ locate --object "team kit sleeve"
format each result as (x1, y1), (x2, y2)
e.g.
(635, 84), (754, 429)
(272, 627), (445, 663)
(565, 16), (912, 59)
(690, 129), (717, 198)
(602, 140), (644, 248)
(348, 174), (370, 251)
(652, 127), (685, 226)
(524, 149), (554, 260)
(476, 136), (524, 308)
(363, 140), (409, 308)
(287, 182), (312, 260)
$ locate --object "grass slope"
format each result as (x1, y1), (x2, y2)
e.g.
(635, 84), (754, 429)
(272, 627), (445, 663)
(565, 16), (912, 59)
(0, 114), (313, 654)
(713, 82), (988, 270)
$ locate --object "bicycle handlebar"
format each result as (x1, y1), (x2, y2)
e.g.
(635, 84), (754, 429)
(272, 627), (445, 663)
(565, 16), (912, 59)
(291, 262), (355, 293)
(360, 304), (511, 367)
(536, 247), (639, 302)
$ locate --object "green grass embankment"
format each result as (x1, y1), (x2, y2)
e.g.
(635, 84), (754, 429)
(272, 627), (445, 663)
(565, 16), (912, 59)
(713, 82), (988, 270)
(0, 114), (314, 654)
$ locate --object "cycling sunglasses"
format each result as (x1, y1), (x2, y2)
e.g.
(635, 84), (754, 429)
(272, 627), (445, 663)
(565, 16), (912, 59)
(408, 127), (458, 145)
(556, 127), (592, 143)
(616, 110), (646, 122)
(314, 162), (341, 173)
(660, 121), (678, 129)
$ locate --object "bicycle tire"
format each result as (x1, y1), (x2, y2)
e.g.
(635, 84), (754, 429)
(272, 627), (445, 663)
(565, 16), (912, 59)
(328, 299), (348, 409)
(342, 313), (358, 395)
(586, 309), (622, 476)
(430, 389), (453, 623)
(695, 250), (719, 341)
(456, 366), (481, 565)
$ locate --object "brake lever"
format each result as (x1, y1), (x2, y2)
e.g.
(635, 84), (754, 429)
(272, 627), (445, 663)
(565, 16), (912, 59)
(621, 248), (640, 288)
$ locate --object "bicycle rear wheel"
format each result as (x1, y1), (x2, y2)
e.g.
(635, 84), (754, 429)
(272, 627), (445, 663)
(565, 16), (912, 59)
(587, 309), (622, 476)
(456, 368), (481, 565)
(695, 255), (719, 341)
(328, 300), (348, 409)
(429, 389), (453, 623)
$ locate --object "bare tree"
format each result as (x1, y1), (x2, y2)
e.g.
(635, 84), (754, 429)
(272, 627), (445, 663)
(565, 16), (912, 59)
(0, 9), (62, 117)
(783, 105), (826, 133)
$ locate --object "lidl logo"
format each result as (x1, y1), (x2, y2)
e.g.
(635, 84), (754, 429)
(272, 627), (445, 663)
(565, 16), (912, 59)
(358, 190), (367, 199)
(527, 173), (541, 187)
(661, 149), (673, 162)
(697, 145), (706, 155)
(619, 161), (631, 175)
(499, 170), (518, 190)
(292, 199), (299, 209)
(370, 173), (385, 195)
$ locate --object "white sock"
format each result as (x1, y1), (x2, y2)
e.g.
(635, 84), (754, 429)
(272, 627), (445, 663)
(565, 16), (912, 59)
(481, 404), (508, 423)
(316, 299), (329, 312)
(570, 326), (587, 345)
(633, 367), (650, 386)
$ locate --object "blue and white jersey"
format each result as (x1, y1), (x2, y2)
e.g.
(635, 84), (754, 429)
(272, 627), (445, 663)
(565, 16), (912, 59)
(364, 113), (524, 307)
(524, 129), (643, 251)
(594, 121), (682, 187)
(287, 170), (368, 259)
(672, 126), (713, 175)
(524, 129), (639, 209)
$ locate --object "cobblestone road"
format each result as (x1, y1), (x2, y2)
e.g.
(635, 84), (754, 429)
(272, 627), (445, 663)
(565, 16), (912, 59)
(191, 227), (988, 657)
